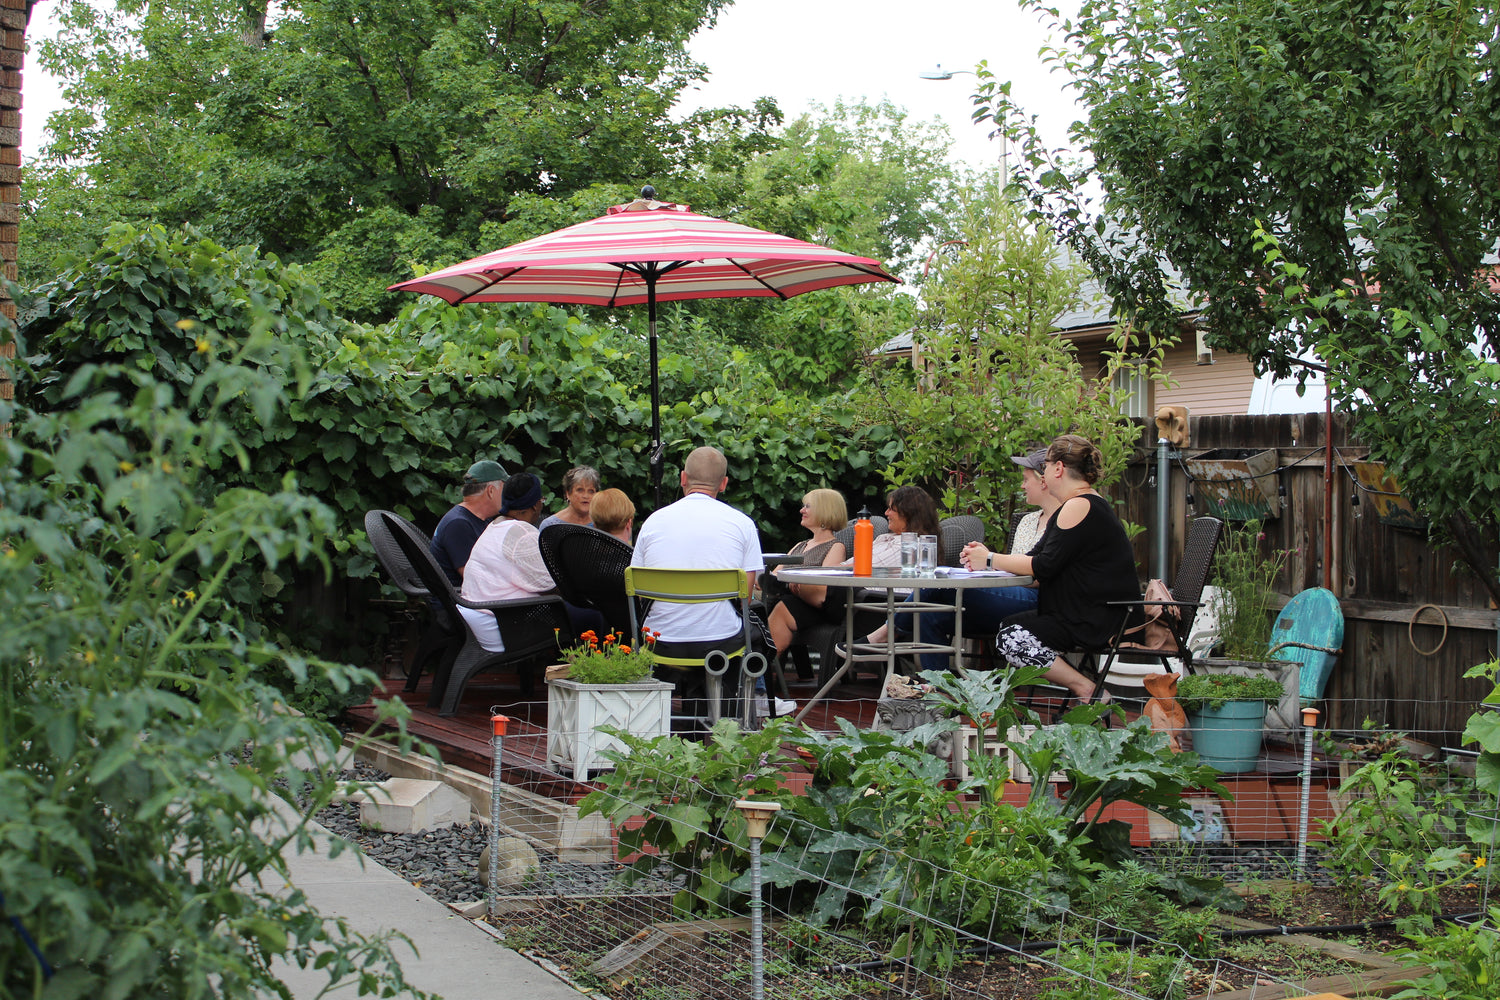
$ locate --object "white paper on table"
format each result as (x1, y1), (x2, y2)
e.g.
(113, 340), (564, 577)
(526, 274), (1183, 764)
(937, 568), (1019, 578)
(779, 566), (855, 575)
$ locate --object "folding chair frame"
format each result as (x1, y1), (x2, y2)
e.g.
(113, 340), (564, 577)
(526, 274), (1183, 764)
(625, 566), (771, 730)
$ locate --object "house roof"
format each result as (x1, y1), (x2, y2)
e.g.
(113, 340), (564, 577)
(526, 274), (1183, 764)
(873, 275), (1170, 355)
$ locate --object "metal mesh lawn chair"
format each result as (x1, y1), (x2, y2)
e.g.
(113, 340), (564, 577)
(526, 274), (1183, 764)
(1081, 515), (1226, 702)
(625, 566), (771, 731)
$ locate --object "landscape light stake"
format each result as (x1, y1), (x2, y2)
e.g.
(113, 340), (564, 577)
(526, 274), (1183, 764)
(735, 799), (782, 1000)
(1296, 706), (1321, 880)
(489, 713), (510, 919)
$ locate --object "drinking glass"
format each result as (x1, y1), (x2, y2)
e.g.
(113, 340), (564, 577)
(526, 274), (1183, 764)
(899, 532), (919, 577)
(918, 534), (939, 576)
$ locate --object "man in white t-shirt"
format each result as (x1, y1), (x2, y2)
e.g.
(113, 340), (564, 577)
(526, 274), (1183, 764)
(631, 446), (766, 723)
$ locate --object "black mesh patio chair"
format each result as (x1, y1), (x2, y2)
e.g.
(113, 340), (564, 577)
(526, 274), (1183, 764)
(938, 515), (985, 567)
(537, 523), (636, 637)
(1079, 515), (1226, 702)
(375, 509), (569, 716)
(363, 509), (461, 693)
(1005, 507), (1028, 553)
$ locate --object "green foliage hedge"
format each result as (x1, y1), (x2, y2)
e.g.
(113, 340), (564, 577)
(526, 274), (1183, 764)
(18, 223), (901, 665)
(0, 313), (432, 996)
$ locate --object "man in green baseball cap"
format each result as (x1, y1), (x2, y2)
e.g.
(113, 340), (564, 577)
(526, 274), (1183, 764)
(429, 459), (507, 586)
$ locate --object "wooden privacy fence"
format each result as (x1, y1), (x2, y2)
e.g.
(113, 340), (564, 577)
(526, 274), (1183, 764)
(1107, 412), (1498, 744)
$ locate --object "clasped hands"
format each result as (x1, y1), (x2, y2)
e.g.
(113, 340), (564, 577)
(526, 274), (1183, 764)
(960, 541), (993, 572)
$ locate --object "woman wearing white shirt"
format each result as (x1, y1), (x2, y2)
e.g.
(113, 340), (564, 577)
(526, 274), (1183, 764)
(459, 472), (605, 651)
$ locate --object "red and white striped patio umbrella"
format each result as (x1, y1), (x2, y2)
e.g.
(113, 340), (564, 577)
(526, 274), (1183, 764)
(390, 189), (899, 503)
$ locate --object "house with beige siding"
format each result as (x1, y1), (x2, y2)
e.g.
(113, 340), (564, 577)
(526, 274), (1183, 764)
(878, 281), (1328, 417)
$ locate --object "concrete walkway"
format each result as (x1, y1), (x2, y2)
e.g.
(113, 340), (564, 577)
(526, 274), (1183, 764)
(266, 810), (585, 1000)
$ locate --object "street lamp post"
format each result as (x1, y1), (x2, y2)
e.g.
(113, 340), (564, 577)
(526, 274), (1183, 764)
(920, 64), (1007, 185)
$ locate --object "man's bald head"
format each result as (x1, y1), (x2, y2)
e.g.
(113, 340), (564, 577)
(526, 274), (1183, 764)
(682, 446), (728, 494)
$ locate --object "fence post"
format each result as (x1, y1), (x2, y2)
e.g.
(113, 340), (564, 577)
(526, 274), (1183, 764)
(1297, 706), (1321, 880)
(1156, 436), (1171, 581)
(735, 800), (782, 1000)
(488, 713), (510, 919)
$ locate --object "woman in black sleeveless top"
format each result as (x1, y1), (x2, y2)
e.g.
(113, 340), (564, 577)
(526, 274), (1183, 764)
(979, 435), (1141, 702)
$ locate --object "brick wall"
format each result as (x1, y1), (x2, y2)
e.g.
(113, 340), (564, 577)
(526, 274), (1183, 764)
(0, 0), (23, 413)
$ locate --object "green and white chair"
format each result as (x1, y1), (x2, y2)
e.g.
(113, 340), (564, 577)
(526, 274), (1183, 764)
(625, 566), (771, 730)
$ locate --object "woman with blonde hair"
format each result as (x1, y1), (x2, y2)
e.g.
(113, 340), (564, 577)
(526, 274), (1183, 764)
(590, 488), (635, 544)
(975, 434), (1141, 703)
(767, 488), (849, 658)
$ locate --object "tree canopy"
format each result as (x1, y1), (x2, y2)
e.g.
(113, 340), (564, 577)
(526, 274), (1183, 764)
(654, 99), (960, 394)
(28, 0), (779, 320)
(857, 178), (1137, 535)
(986, 0), (1500, 600)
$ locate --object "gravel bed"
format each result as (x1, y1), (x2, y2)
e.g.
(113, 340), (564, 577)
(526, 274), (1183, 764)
(313, 761), (678, 909)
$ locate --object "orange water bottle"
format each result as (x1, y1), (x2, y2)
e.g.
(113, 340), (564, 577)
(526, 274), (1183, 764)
(852, 506), (874, 577)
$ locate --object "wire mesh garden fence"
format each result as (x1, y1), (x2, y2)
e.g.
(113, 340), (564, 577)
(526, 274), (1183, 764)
(468, 691), (1500, 998)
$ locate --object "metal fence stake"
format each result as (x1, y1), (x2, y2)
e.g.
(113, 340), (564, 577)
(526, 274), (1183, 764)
(1296, 705), (1321, 881)
(488, 713), (510, 920)
(735, 799), (783, 1000)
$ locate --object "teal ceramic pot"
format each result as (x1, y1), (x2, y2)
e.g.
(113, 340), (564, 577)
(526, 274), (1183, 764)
(1187, 700), (1268, 773)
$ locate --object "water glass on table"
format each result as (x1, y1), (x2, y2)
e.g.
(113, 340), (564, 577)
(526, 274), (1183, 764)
(899, 532), (919, 577)
(917, 534), (939, 576)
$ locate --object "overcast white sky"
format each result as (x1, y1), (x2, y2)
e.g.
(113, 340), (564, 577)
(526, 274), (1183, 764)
(678, 0), (1080, 172)
(21, 0), (1080, 168)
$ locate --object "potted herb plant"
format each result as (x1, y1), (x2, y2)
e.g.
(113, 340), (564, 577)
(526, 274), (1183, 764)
(1202, 519), (1298, 729)
(546, 629), (673, 781)
(1176, 672), (1284, 773)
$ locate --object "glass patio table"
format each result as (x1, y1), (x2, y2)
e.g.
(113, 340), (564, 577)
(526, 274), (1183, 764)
(773, 566), (1033, 724)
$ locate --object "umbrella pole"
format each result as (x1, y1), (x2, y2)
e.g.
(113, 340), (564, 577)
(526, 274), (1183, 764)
(647, 276), (664, 509)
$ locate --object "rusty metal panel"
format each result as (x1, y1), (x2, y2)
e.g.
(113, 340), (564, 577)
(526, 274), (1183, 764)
(1351, 461), (1427, 532)
(1184, 447), (1280, 520)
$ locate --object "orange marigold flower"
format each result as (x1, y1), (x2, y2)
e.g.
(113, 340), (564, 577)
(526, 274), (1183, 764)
(620, 645), (631, 653)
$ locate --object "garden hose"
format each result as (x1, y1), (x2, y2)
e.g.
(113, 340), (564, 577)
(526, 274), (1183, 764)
(1, 889), (54, 980)
(1407, 604), (1448, 656)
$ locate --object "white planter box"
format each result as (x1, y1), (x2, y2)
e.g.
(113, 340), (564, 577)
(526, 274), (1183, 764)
(546, 677), (673, 781)
(953, 725), (1063, 783)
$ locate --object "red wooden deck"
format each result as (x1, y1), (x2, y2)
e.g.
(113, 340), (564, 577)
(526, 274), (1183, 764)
(343, 664), (1342, 843)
